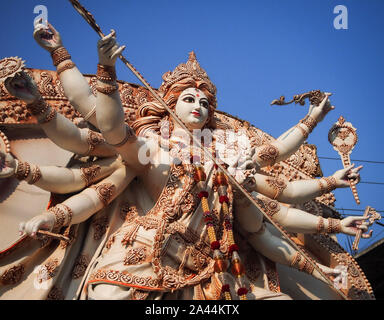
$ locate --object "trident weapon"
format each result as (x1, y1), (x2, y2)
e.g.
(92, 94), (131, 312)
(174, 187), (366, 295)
(328, 116), (360, 204)
(352, 206), (381, 251)
(67, 0), (349, 299)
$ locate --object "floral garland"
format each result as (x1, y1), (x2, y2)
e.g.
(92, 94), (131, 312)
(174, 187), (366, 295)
(194, 157), (248, 300)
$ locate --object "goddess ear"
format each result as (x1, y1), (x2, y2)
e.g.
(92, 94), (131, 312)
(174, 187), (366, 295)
(204, 107), (216, 129)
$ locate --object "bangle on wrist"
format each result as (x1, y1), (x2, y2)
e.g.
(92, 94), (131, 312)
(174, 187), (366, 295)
(57, 61), (76, 75)
(316, 216), (325, 234)
(38, 107), (57, 124)
(27, 98), (49, 116)
(51, 46), (71, 67)
(317, 217), (342, 234)
(327, 218), (342, 234)
(317, 176), (337, 195)
(290, 252), (315, 275)
(48, 204), (73, 230)
(27, 165), (42, 185)
(96, 83), (119, 95)
(97, 64), (117, 82)
(15, 161), (31, 180)
(323, 176), (337, 193)
(299, 115), (317, 134)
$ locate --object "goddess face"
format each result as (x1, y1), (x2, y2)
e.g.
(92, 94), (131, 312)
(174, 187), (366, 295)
(174, 87), (210, 130)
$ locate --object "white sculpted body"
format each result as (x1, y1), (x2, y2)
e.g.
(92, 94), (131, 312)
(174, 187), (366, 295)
(0, 22), (371, 300)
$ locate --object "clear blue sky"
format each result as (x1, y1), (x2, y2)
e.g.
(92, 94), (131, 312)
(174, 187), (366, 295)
(1, 0), (384, 254)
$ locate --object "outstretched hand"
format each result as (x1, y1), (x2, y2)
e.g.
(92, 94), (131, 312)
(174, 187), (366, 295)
(97, 29), (126, 66)
(332, 163), (363, 188)
(308, 92), (335, 123)
(33, 20), (63, 53)
(4, 72), (41, 104)
(19, 213), (55, 238)
(0, 150), (16, 178)
(340, 216), (372, 237)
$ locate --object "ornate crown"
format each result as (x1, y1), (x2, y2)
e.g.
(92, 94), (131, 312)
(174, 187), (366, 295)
(159, 52), (217, 97)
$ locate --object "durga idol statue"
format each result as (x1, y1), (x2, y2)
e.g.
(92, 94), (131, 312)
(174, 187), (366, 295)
(0, 21), (375, 300)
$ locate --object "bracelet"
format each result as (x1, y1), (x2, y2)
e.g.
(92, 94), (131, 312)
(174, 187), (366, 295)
(324, 176), (337, 193)
(57, 61), (76, 75)
(97, 64), (117, 82)
(51, 47), (71, 67)
(38, 107), (57, 124)
(96, 83), (119, 95)
(108, 126), (137, 148)
(27, 98), (50, 116)
(327, 218), (342, 234)
(299, 115), (317, 133)
(28, 165), (42, 185)
(48, 206), (66, 229)
(15, 161), (31, 180)
(316, 216), (325, 233)
(317, 176), (337, 194)
(290, 252), (315, 275)
(48, 204), (73, 229)
(300, 259), (315, 275)
(317, 178), (327, 195)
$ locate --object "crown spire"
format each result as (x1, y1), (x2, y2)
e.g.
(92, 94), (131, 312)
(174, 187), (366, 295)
(159, 52), (216, 98)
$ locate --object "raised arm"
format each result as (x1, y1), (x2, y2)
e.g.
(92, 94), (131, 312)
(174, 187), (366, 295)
(0, 150), (122, 194)
(235, 190), (369, 238)
(33, 21), (98, 126)
(244, 222), (342, 285)
(93, 30), (145, 168)
(251, 93), (334, 168)
(4, 71), (115, 157)
(250, 164), (362, 204)
(18, 162), (136, 237)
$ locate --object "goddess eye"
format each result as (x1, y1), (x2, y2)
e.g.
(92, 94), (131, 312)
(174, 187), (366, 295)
(183, 96), (195, 103)
(200, 100), (209, 108)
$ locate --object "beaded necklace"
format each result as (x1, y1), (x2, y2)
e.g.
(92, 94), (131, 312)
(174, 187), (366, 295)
(194, 157), (248, 300)
(159, 130), (249, 300)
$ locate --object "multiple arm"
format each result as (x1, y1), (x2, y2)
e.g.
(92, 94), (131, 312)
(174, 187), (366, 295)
(249, 163), (362, 204)
(251, 93), (334, 168)
(245, 222), (338, 284)
(19, 161), (136, 237)
(93, 30), (144, 168)
(33, 22), (97, 126)
(0, 150), (122, 194)
(4, 70), (115, 157)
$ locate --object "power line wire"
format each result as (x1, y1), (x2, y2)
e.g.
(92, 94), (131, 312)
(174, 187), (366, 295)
(359, 181), (384, 185)
(336, 208), (384, 213)
(319, 156), (384, 164)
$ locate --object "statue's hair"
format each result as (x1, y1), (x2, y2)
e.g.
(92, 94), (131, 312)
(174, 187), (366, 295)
(131, 77), (217, 137)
